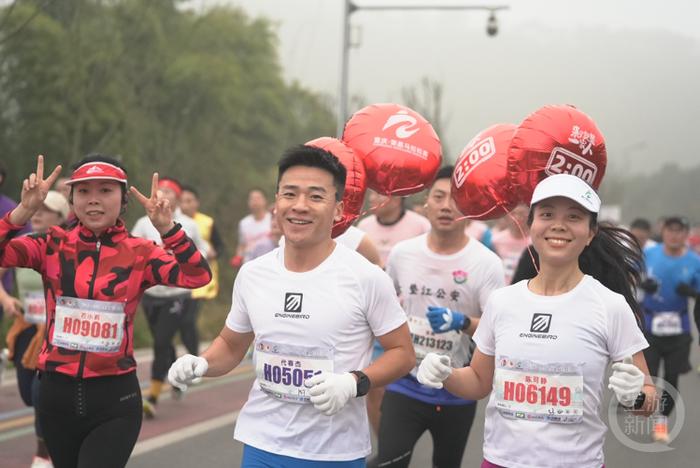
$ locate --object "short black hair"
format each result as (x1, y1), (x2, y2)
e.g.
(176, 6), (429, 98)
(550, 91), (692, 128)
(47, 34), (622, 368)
(0, 161), (6, 187)
(434, 165), (455, 183)
(277, 145), (346, 201)
(663, 215), (690, 230)
(630, 218), (652, 231)
(181, 184), (199, 198)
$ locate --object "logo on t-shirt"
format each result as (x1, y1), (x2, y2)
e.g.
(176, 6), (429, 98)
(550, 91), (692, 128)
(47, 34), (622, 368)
(452, 270), (468, 284)
(530, 313), (552, 333)
(284, 293), (303, 313)
(519, 313), (558, 340)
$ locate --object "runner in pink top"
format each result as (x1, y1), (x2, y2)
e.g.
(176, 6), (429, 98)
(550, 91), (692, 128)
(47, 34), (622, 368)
(358, 191), (431, 266)
(491, 205), (530, 284)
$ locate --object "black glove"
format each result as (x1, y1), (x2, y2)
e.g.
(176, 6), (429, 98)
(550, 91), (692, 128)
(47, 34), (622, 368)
(676, 282), (700, 299)
(640, 278), (659, 294)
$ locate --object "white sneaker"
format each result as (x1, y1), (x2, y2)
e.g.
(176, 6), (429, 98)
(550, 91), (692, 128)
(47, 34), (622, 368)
(30, 456), (53, 468)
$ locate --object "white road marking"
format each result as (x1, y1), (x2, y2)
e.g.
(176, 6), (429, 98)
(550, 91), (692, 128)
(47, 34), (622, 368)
(131, 411), (239, 457)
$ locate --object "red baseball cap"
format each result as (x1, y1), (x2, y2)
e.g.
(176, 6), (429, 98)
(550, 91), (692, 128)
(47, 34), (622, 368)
(66, 162), (128, 185)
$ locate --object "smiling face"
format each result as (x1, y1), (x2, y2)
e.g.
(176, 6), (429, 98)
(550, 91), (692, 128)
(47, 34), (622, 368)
(425, 177), (467, 234)
(71, 180), (124, 235)
(530, 196), (596, 268)
(275, 165), (342, 249)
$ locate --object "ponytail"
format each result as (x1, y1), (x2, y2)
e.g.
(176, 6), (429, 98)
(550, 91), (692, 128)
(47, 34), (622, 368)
(579, 218), (645, 326)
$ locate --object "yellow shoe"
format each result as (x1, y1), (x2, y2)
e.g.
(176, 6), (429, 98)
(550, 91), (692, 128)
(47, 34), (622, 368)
(142, 398), (157, 419)
(652, 417), (669, 443)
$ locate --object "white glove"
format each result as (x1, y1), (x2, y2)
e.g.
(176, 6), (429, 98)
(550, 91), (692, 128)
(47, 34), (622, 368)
(305, 372), (357, 416)
(417, 353), (452, 389)
(608, 356), (644, 407)
(168, 354), (208, 391)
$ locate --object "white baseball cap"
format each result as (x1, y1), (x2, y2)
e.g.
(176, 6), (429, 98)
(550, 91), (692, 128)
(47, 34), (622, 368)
(530, 174), (601, 213)
(43, 191), (70, 219)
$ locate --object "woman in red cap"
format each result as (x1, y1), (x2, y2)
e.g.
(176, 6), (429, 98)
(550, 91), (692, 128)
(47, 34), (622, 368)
(0, 154), (211, 468)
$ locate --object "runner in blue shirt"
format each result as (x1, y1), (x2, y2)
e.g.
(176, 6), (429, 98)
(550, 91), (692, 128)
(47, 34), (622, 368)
(640, 215), (700, 443)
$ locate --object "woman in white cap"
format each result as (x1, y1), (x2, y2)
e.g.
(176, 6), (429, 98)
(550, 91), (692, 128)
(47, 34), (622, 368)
(0, 190), (69, 467)
(417, 174), (656, 468)
(0, 155), (211, 468)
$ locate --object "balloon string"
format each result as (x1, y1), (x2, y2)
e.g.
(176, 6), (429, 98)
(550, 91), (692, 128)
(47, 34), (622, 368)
(358, 196), (392, 218)
(454, 204), (502, 222)
(357, 182), (425, 218)
(504, 207), (538, 275)
(525, 244), (540, 276)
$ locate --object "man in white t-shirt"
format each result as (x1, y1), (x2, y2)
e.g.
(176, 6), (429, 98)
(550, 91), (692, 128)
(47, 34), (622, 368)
(374, 166), (505, 468)
(168, 145), (414, 466)
(131, 176), (209, 417)
(231, 188), (271, 267)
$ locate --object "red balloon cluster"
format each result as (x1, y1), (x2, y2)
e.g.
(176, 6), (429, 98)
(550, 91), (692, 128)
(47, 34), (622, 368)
(342, 103), (442, 196)
(451, 124), (517, 220)
(306, 137), (367, 238)
(451, 104), (607, 220)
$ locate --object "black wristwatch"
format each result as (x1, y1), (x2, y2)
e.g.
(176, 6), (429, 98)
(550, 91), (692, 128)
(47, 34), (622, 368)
(633, 391), (646, 410)
(350, 370), (371, 397)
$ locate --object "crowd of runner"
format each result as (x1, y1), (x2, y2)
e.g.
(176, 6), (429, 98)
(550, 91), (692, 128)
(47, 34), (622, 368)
(1, 152), (699, 467)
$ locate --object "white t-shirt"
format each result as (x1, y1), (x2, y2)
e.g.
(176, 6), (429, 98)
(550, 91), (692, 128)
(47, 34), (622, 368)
(131, 209), (208, 298)
(239, 212), (272, 262)
(473, 276), (648, 468)
(226, 243), (407, 461)
(386, 234), (504, 369)
(335, 225), (366, 251)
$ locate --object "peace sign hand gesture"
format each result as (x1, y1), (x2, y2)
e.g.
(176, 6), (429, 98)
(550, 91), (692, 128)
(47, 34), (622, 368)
(130, 173), (175, 235)
(10, 155), (62, 226)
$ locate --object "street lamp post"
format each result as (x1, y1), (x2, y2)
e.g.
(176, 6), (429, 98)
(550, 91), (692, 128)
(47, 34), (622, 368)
(337, 1), (509, 137)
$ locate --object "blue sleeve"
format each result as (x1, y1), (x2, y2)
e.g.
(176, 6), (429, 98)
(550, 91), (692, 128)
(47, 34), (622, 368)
(693, 256), (700, 288)
(481, 229), (494, 251)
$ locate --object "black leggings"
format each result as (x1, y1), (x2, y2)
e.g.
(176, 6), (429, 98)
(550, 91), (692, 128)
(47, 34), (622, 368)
(179, 298), (201, 356)
(374, 391), (477, 468)
(37, 371), (142, 468)
(12, 324), (44, 438)
(643, 333), (692, 417)
(142, 294), (192, 381)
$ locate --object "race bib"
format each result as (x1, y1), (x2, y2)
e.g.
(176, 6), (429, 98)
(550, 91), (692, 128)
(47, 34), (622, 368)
(51, 297), (125, 353)
(407, 315), (461, 364)
(651, 311), (683, 336)
(494, 356), (584, 424)
(255, 340), (334, 404)
(23, 291), (46, 324)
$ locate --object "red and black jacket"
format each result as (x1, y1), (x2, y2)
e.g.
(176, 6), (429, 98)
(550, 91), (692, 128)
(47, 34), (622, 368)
(0, 213), (211, 378)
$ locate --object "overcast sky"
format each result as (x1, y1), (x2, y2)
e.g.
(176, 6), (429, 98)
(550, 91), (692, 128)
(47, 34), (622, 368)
(186, 0), (700, 174)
